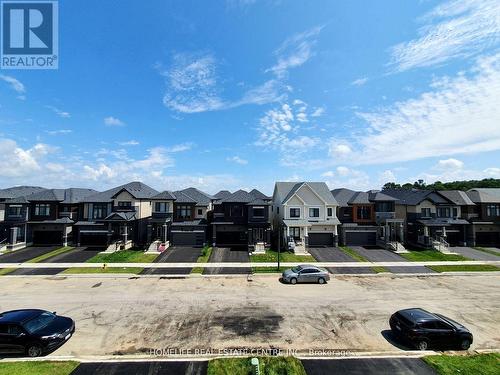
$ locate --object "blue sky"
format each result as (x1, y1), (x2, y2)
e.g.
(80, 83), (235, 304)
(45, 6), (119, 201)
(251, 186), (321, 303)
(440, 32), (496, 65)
(1, 0), (499, 194)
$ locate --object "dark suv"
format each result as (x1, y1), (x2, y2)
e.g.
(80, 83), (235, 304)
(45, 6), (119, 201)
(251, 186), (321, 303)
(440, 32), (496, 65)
(0, 309), (75, 357)
(389, 308), (473, 351)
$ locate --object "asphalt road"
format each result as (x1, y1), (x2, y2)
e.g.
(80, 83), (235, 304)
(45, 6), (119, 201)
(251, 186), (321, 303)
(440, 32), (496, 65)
(350, 247), (435, 274)
(450, 246), (500, 261)
(71, 361), (207, 375)
(0, 246), (58, 263)
(203, 246), (251, 274)
(1, 274), (498, 357)
(302, 358), (437, 375)
(141, 246), (202, 275)
(308, 247), (375, 274)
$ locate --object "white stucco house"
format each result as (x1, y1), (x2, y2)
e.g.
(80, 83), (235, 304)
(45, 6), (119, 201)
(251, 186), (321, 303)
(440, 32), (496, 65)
(272, 182), (340, 253)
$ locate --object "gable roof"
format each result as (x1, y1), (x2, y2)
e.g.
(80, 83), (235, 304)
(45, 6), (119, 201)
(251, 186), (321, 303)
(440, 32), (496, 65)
(82, 182), (158, 202)
(0, 186), (45, 200)
(466, 189), (500, 203)
(332, 188), (398, 207)
(25, 188), (98, 203)
(213, 190), (232, 200)
(172, 191), (197, 204)
(177, 187), (213, 206)
(439, 190), (475, 206)
(382, 189), (450, 205)
(218, 189), (271, 205)
(275, 182), (338, 205)
(331, 188), (356, 207)
(151, 191), (177, 200)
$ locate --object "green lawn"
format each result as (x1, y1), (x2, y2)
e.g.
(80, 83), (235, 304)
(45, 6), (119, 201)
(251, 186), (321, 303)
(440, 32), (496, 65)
(207, 357), (306, 375)
(252, 266), (289, 273)
(428, 264), (500, 273)
(338, 246), (389, 273)
(27, 246), (75, 263)
(474, 247), (500, 257)
(0, 361), (79, 375)
(423, 353), (500, 375)
(191, 246), (212, 274)
(0, 268), (17, 275)
(400, 250), (470, 262)
(250, 249), (316, 263)
(62, 249), (158, 274)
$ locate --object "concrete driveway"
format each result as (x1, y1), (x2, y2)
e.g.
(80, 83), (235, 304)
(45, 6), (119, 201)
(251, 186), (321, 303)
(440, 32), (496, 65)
(350, 247), (434, 274)
(308, 247), (375, 274)
(302, 358), (437, 375)
(1, 274), (498, 357)
(71, 361), (207, 375)
(8, 247), (101, 276)
(141, 246), (202, 275)
(450, 246), (500, 261)
(203, 246), (250, 274)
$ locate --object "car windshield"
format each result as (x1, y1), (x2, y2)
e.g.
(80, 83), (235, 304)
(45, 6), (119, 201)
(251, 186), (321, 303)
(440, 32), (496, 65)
(291, 266), (302, 273)
(22, 312), (56, 334)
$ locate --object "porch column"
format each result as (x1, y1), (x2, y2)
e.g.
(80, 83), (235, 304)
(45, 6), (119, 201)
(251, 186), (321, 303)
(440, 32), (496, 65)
(423, 226), (429, 237)
(123, 225), (128, 243)
(442, 226), (447, 238)
(163, 224), (168, 242)
(62, 225), (68, 247)
(385, 224), (389, 240)
(399, 224), (404, 243)
(107, 223), (112, 246)
(333, 225), (339, 247)
(9, 227), (18, 245)
(286, 226), (290, 238)
(304, 226), (309, 247)
(212, 223), (216, 247)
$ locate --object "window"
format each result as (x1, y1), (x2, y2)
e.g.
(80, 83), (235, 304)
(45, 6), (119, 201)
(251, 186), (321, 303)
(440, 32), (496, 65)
(289, 227), (301, 239)
(487, 204), (500, 217)
(421, 208), (431, 217)
(437, 207), (451, 218)
(309, 207), (320, 218)
(34, 204), (50, 216)
(154, 202), (169, 212)
(289, 208), (300, 218)
(118, 201), (132, 208)
(197, 208), (203, 215)
(327, 207), (333, 217)
(252, 206), (265, 218)
(7, 205), (22, 216)
(452, 207), (458, 217)
(277, 207), (279, 215)
(356, 206), (371, 220)
(93, 203), (108, 219)
(176, 205), (192, 219)
(229, 204), (243, 217)
(376, 202), (394, 212)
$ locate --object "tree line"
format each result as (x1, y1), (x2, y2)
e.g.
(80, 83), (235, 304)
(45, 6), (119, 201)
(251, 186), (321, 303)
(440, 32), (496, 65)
(382, 178), (500, 191)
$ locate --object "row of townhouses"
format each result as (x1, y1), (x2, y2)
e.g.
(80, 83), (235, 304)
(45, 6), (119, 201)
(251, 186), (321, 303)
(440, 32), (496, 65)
(1, 182), (499, 253)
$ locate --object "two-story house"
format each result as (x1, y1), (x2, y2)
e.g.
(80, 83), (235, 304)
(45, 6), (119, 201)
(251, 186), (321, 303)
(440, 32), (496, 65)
(75, 182), (158, 249)
(383, 189), (471, 248)
(466, 188), (500, 246)
(211, 189), (272, 251)
(0, 186), (45, 250)
(148, 191), (176, 247)
(332, 188), (404, 249)
(272, 182), (340, 253)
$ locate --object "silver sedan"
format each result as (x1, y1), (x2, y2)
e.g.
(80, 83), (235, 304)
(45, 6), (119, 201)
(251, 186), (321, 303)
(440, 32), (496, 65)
(282, 264), (330, 284)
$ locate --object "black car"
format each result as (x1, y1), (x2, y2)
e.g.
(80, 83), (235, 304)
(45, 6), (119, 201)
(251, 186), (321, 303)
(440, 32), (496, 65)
(389, 308), (473, 351)
(0, 309), (75, 357)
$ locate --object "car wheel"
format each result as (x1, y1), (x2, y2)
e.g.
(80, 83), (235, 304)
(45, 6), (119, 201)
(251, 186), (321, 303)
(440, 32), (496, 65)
(26, 344), (43, 357)
(290, 278), (297, 285)
(318, 277), (326, 284)
(460, 339), (471, 350)
(417, 340), (429, 351)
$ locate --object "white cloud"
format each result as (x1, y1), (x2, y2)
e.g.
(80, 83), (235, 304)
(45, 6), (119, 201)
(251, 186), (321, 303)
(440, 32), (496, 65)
(165, 143), (193, 153)
(227, 156), (248, 165)
(329, 143), (352, 158)
(267, 26), (323, 78)
(46, 129), (72, 136)
(437, 158), (464, 170)
(311, 107), (325, 117)
(0, 138), (55, 177)
(118, 140), (140, 146)
(0, 74), (25, 94)
(321, 171), (335, 178)
(46, 106), (71, 118)
(104, 116), (125, 126)
(336, 166), (350, 177)
(378, 170), (396, 184)
(322, 166), (372, 191)
(484, 167), (500, 177)
(344, 53), (500, 164)
(389, 0), (500, 72)
(351, 77), (368, 86)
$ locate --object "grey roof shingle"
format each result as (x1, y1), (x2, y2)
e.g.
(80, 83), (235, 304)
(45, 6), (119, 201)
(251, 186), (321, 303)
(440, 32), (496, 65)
(82, 182), (159, 202)
(214, 190), (232, 199)
(382, 189), (450, 205)
(332, 188), (398, 206)
(177, 187), (213, 206)
(217, 189), (271, 205)
(275, 182), (338, 205)
(151, 191), (176, 200)
(0, 186), (45, 200)
(466, 189), (500, 203)
(172, 191), (197, 204)
(26, 188), (98, 203)
(331, 188), (356, 207)
(439, 190), (475, 206)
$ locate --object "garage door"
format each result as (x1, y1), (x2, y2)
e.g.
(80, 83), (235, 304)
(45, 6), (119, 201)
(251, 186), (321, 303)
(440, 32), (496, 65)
(444, 231), (460, 246)
(171, 231), (205, 247)
(345, 231), (376, 246)
(80, 233), (108, 247)
(308, 233), (333, 247)
(33, 231), (62, 245)
(216, 231), (247, 246)
(476, 232), (500, 246)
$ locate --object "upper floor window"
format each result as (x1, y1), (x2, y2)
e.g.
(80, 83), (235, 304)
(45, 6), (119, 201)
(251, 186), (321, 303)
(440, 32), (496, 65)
(118, 201), (132, 208)
(289, 208), (300, 218)
(487, 204), (500, 217)
(437, 207), (451, 218)
(93, 203), (108, 219)
(34, 204), (50, 216)
(421, 208), (431, 218)
(376, 202), (394, 213)
(327, 207), (333, 217)
(154, 202), (169, 213)
(197, 208), (203, 216)
(229, 205), (243, 217)
(176, 205), (192, 219)
(252, 206), (265, 218)
(357, 206), (371, 220)
(452, 207), (458, 217)
(7, 205), (23, 216)
(309, 207), (320, 218)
